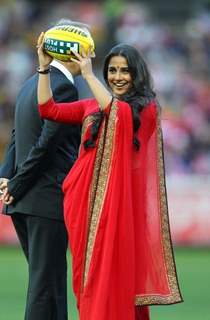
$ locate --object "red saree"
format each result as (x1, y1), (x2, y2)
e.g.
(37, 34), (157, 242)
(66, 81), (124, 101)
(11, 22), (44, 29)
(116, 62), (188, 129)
(39, 98), (182, 320)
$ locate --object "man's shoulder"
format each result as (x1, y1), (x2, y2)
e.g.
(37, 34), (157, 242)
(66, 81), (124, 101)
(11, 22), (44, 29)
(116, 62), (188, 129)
(15, 73), (37, 102)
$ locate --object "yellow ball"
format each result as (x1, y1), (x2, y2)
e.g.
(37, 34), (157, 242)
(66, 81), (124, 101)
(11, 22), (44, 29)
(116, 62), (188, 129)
(44, 25), (95, 62)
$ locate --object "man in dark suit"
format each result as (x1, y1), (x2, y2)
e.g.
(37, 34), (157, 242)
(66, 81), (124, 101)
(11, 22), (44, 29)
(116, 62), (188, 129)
(0, 19), (94, 320)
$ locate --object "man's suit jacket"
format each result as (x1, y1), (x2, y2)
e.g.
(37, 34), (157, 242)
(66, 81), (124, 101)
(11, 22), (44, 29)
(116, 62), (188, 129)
(0, 66), (81, 220)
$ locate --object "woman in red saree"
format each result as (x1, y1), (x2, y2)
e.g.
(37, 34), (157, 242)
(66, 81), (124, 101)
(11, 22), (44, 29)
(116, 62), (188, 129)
(37, 34), (183, 319)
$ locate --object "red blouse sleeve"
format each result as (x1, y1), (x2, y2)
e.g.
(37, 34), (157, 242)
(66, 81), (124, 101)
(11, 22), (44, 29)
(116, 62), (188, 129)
(38, 97), (89, 124)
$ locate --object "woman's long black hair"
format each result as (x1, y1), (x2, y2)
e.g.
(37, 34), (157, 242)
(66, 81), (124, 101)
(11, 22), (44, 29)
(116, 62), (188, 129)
(84, 44), (156, 150)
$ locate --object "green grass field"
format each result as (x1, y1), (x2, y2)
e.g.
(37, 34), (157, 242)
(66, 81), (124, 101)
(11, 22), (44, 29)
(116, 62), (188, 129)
(0, 247), (209, 320)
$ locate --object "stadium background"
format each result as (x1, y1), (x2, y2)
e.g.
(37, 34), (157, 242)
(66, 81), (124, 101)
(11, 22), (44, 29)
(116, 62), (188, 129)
(0, 0), (209, 319)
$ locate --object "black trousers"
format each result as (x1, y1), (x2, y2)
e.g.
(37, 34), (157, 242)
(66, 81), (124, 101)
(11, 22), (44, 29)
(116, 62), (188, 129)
(11, 213), (68, 320)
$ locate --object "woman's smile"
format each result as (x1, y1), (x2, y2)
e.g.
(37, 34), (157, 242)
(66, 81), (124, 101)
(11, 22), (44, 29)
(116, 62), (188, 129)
(107, 56), (132, 97)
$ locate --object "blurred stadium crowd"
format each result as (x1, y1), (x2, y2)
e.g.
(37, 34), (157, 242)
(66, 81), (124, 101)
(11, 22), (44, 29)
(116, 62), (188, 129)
(0, 0), (210, 174)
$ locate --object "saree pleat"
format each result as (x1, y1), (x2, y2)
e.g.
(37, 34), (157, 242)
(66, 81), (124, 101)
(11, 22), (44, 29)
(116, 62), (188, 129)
(62, 99), (182, 320)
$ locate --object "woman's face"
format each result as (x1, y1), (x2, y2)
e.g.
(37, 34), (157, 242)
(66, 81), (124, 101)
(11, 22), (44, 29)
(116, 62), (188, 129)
(107, 55), (132, 97)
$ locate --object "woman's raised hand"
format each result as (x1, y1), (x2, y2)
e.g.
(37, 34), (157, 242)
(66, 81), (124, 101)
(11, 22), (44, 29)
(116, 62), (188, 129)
(36, 32), (53, 70)
(71, 47), (93, 80)
(71, 47), (112, 110)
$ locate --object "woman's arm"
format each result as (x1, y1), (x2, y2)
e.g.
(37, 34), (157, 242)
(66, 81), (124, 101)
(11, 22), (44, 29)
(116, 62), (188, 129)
(71, 50), (113, 110)
(85, 73), (112, 111)
(37, 32), (53, 104)
(38, 72), (52, 105)
(39, 98), (85, 124)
